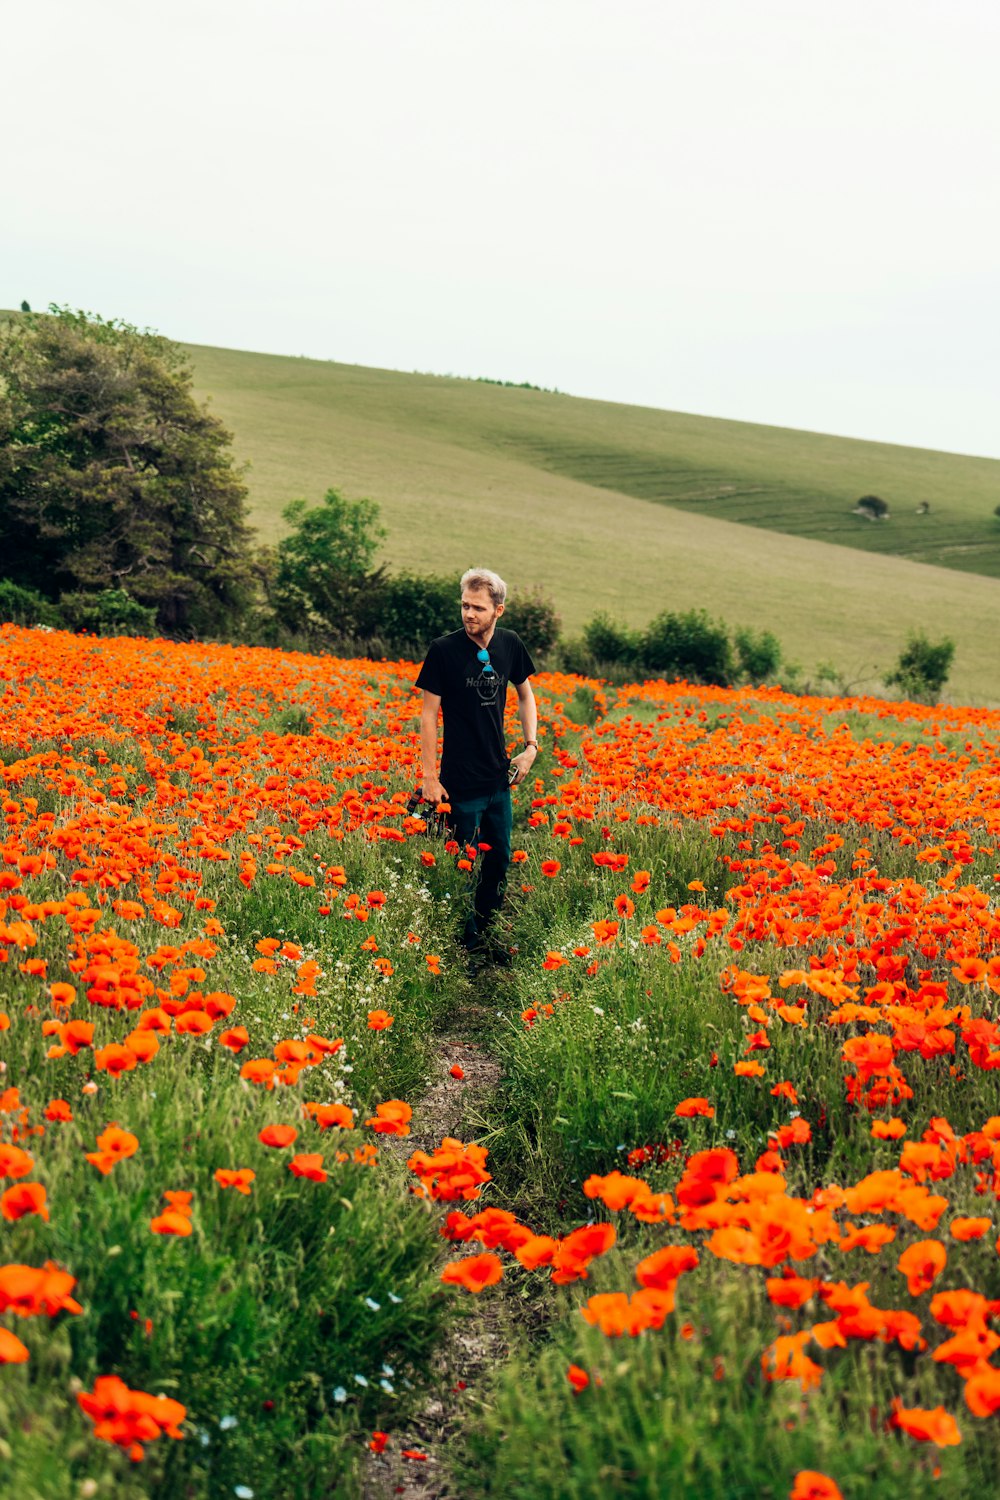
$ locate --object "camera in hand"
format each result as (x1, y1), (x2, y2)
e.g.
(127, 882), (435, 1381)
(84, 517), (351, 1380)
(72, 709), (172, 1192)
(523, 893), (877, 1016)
(406, 791), (448, 837)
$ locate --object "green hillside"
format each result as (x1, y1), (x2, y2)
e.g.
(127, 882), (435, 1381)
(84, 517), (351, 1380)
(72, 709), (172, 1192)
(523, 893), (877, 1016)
(187, 343), (1000, 573)
(186, 341), (1000, 703)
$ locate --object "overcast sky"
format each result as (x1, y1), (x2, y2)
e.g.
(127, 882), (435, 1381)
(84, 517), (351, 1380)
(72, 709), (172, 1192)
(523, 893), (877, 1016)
(5, 0), (999, 457)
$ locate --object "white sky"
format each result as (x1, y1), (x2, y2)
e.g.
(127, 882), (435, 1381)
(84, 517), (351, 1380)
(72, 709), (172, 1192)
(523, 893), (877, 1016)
(5, 0), (1000, 457)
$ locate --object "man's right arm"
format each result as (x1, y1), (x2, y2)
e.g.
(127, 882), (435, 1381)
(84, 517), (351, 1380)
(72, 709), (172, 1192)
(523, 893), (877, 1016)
(420, 691), (447, 804)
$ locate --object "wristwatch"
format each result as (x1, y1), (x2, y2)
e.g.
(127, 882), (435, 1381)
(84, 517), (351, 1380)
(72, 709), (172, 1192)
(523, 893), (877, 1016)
(525, 739), (538, 749)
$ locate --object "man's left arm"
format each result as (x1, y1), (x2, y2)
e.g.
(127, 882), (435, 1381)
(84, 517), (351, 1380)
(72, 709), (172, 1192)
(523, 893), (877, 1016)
(509, 679), (538, 786)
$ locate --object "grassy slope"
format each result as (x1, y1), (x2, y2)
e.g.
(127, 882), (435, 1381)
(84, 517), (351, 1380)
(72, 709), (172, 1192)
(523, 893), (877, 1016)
(188, 342), (1000, 703)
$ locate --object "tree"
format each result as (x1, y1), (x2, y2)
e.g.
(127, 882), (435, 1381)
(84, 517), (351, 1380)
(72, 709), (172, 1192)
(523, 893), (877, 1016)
(0, 306), (256, 635)
(274, 487), (386, 637)
(19, 301), (30, 313)
(853, 494), (890, 520)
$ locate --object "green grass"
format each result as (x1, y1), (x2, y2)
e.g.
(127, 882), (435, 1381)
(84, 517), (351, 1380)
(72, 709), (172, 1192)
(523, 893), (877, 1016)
(461, 1273), (993, 1500)
(184, 340), (1000, 703)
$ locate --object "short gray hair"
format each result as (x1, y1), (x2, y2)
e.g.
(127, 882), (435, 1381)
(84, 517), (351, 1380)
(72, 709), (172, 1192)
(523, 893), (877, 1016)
(461, 568), (507, 608)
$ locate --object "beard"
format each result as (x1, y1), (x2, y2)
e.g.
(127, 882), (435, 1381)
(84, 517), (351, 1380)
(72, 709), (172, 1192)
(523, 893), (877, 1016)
(464, 612), (497, 639)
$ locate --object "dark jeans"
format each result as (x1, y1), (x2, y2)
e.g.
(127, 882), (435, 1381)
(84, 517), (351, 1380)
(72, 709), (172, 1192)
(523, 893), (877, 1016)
(448, 786), (513, 947)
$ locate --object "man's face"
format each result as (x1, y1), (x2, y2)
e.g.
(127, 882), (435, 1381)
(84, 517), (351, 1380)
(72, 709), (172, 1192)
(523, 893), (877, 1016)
(461, 587), (502, 640)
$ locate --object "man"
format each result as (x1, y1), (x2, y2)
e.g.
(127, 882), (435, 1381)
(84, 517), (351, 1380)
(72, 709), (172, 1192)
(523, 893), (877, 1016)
(416, 567), (538, 958)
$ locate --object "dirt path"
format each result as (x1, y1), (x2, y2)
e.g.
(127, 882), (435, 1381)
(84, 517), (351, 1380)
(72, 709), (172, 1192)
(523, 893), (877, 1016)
(362, 1013), (507, 1500)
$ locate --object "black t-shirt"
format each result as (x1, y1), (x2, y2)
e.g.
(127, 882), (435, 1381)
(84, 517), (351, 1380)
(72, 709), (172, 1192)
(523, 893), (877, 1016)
(416, 627), (535, 800)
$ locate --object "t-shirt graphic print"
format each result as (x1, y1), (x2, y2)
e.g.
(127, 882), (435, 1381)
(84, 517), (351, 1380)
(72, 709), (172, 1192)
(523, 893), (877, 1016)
(416, 627), (535, 800)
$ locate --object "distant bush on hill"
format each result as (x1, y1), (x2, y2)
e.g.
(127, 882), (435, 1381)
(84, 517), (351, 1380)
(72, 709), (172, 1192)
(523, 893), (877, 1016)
(853, 494), (890, 520)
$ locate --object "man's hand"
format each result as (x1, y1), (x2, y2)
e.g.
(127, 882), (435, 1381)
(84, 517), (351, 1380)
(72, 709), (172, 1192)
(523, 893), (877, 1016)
(421, 775), (448, 806)
(508, 749), (536, 786)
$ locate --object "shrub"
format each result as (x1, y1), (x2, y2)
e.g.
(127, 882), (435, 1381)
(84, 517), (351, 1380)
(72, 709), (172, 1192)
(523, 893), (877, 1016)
(582, 613), (641, 666)
(557, 638), (598, 676)
(0, 579), (63, 627)
(502, 587), (561, 655)
(639, 608), (734, 685)
(354, 573), (456, 653)
(59, 588), (157, 636)
(733, 625), (781, 685)
(884, 630), (955, 704)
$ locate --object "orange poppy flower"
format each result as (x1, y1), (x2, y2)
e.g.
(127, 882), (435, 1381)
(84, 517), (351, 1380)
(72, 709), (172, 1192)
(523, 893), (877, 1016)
(949, 1217), (991, 1241)
(214, 1168), (255, 1194)
(303, 1102), (354, 1130)
(440, 1253), (503, 1293)
(675, 1097), (714, 1119)
(1, 1182), (49, 1222)
(366, 1100), (412, 1137)
(0, 1327), (30, 1363)
(890, 1401), (961, 1446)
(288, 1153), (328, 1182)
(897, 1239), (947, 1297)
(150, 1209), (193, 1237)
(0, 1144), (35, 1181)
(790, 1474), (843, 1500)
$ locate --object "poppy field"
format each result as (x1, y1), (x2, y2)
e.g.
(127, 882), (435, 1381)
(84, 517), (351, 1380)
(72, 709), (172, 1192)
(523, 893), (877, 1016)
(2, 625), (1000, 1499)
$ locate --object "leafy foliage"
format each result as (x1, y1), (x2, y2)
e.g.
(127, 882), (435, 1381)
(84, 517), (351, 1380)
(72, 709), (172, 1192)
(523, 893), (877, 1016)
(274, 499), (560, 656)
(582, 613), (642, 667)
(353, 570), (454, 651)
(733, 624), (782, 685)
(571, 612), (781, 687)
(498, 587), (561, 655)
(274, 487), (387, 638)
(0, 578), (63, 627)
(639, 608), (734, 685)
(0, 307), (257, 636)
(884, 630), (956, 704)
(59, 588), (157, 637)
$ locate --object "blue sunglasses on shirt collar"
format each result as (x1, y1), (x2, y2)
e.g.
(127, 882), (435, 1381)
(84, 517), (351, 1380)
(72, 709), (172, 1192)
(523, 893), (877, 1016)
(477, 647), (495, 675)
